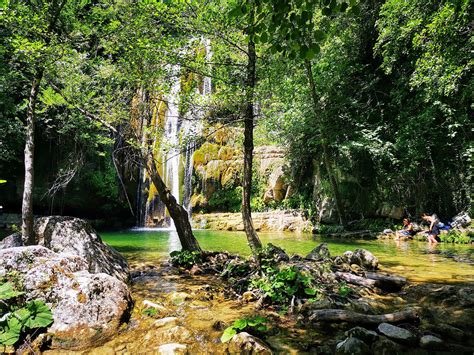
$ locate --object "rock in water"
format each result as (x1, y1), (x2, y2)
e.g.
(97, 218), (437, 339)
(345, 327), (379, 344)
(377, 323), (417, 345)
(350, 249), (379, 270)
(419, 335), (443, 349)
(229, 332), (272, 354)
(305, 243), (330, 261)
(157, 343), (187, 355)
(0, 216), (130, 283)
(0, 246), (133, 350)
(335, 337), (371, 355)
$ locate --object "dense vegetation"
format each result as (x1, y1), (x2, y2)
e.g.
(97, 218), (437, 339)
(0, 0), (471, 229)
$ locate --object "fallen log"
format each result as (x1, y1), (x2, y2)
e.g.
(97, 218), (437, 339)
(309, 308), (419, 324)
(365, 272), (407, 290)
(335, 272), (377, 288)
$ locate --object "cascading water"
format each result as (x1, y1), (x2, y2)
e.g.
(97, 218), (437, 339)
(163, 66), (182, 228)
(136, 38), (212, 228)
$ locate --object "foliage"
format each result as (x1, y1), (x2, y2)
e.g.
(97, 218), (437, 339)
(0, 282), (53, 346)
(220, 316), (268, 343)
(249, 265), (319, 304)
(439, 230), (472, 244)
(142, 307), (158, 317)
(170, 250), (203, 269)
(208, 186), (242, 213)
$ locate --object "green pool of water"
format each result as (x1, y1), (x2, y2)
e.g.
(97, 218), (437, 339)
(101, 229), (474, 284)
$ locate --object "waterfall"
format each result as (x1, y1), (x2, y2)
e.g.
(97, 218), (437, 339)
(136, 39), (212, 227)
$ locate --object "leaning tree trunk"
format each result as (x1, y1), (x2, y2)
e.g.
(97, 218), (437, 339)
(304, 59), (346, 227)
(22, 68), (44, 245)
(146, 153), (201, 252)
(241, 31), (263, 255)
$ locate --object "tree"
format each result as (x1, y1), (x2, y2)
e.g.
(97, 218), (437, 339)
(246, 0), (359, 226)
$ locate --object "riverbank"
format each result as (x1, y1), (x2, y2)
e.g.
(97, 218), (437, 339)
(192, 210), (312, 233)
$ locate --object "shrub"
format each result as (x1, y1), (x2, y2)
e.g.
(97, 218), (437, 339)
(169, 250), (203, 268)
(248, 265), (319, 304)
(220, 316), (268, 343)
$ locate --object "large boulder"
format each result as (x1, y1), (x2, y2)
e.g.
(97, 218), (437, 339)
(305, 243), (331, 261)
(0, 216), (129, 283)
(0, 246), (133, 350)
(336, 337), (371, 355)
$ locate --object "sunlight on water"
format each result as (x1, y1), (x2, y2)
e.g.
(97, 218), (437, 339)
(101, 229), (474, 284)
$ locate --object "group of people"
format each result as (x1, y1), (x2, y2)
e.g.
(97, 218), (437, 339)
(395, 213), (441, 244)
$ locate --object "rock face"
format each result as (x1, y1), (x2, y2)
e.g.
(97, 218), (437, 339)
(377, 323), (416, 345)
(0, 216), (130, 283)
(192, 210), (312, 233)
(0, 246), (133, 350)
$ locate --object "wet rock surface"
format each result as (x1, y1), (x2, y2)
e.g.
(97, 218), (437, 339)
(336, 337), (371, 355)
(377, 323), (417, 345)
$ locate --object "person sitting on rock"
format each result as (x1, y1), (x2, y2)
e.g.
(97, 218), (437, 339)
(395, 218), (415, 240)
(422, 213), (440, 244)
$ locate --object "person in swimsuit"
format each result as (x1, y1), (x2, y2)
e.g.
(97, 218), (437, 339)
(422, 213), (440, 244)
(395, 218), (415, 240)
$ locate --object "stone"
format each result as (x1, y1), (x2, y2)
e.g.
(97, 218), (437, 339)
(0, 216), (130, 283)
(228, 332), (272, 354)
(143, 299), (168, 314)
(419, 335), (443, 349)
(170, 292), (191, 305)
(157, 343), (187, 355)
(350, 249), (379, 270)
(305, 243), (330, 261)
(0, 246), (132, 350)
(377, 323), (417, 345)
(346, 327), (379, 344)
(158, 326), (194, 343)
(429, 323), (464, 342)
(335, 337), (371, 355)
(371, 336), (405, 355)
(154, 317), (179, 329)
(450, 212), (471, 228)
(457, 287), (474, 307)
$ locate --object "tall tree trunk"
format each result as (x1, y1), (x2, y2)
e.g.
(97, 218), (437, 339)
(146, 152), (201, 252)
(304, 59), (346, 227)
(242, 31), (263, 255)
(22, 68), (44, 244)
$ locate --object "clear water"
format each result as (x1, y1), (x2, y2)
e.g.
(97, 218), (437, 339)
(101, 229), (474, 284)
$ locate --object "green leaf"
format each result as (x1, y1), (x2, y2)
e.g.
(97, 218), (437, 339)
(0, 317), (21, 345)
(0, 283), (24, 301)
(220, 327), (237, 343)
(233, 318), (248, 330)
(304, 288), (317, 295)
(0, 180), (6, 184)
(314, 30), (326, 42)
(11, 308), (31, 323)
(24, 300), (53, 329)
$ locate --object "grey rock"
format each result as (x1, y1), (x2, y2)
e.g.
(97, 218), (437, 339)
(0, 246), (133, 350)
(372, 336), (405, 355)
(154, 317), (179, 329)
(419, 335), (443, 349)
(306, 243), (330, 261)
(335, 337), (371, 355)
(0, 232), (22, 249)
(229, 332), (272, 354)
(377, 323), (416, 344)
(0, 216), (130, 283)
(346, 327), (379, 344)
(352, 249), (379, 270)
(457, 287), (474, 307)
(429, 323), (464, 342)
